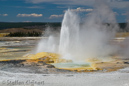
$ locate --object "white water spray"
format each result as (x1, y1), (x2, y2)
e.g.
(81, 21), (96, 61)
(59, 9), (80, 61)
(35, 1), (119, 62)
(58, 1), (118, 62)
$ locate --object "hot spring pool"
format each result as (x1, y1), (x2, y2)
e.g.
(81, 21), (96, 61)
(52, 62), (91, 68)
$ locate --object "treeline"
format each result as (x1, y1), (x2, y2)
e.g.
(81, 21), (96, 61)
(0, 22), (61, 30)
(6, 31), (42, 37)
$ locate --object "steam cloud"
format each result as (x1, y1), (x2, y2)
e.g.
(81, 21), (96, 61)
(35, 0), (129, 62)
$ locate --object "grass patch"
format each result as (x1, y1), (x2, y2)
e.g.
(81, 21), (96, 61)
(116, 32), (129, 37)
(0, 33), (9, 37)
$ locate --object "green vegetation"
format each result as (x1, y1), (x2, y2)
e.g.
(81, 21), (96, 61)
(0, 22), (128, 32)
(6, 31), (42, 37)
(0, 22), (61, 30)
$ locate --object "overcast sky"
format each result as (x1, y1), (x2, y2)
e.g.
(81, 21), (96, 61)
(0, 0), (129, 22)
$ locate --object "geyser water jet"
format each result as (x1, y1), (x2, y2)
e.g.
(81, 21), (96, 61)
(35, 1), (119, 63)
(59, 9), (80, 61)
(58, 1), (118, 62)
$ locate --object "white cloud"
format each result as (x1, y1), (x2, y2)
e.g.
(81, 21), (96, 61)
(0, 14), (8, 16)
(27, 6), (44, 9)
(25, 0), (58, 4)
(17, 13), (43, 17)
(70, 7), (93, 12)
(11, 6), (44, 9)
(49, 14), (63, 19)
(23, 21), (32, 22)
(25, 0), (129, 9)
(25, 0), (93, 4)
(86, 12), (118, 16)
(3, 14), (8, 16)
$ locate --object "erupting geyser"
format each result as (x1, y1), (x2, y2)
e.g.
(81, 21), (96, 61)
(34, 1), (121, 70)
(37, 9), (117, 60)
(59, 8), (117, 62)
(59, 9), (80, 61)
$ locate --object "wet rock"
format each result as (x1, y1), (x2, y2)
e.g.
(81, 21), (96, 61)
(22, 63), (30, 66)
(124, 62), (129, 64)
(15, 63), (24, 67)
(117, 62), (120, 64)
(30, 62), (37, 66)
(38, 61), (46, 65)
(66, 75), (74, 77)
(0, 60), (26, 64)
(102, 69), (107, 72)
(46, 65), (55, 68)
(56, 69), (71, 72)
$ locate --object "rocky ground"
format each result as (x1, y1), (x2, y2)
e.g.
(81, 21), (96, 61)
(0, 37), (129, 74)
(0, 39), (74, 74)
(0, 60), (74, 74)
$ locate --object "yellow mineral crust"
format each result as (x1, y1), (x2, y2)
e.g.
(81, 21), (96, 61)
(0, 48), (19, 53)
(0, 51), (100, 71)
(23, 52), (101, 71)
(24, 52), (71, 63)
(57, 67), (98, 72)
